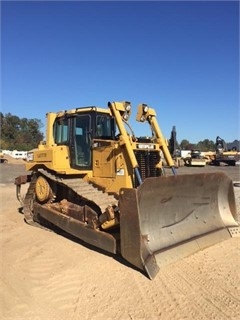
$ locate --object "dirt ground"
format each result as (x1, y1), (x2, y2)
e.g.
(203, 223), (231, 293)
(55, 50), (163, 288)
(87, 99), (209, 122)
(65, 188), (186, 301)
(1, 160), (240, 320)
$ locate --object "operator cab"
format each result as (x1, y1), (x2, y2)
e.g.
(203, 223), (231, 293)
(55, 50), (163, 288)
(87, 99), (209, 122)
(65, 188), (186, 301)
(53, 109), (116, 170)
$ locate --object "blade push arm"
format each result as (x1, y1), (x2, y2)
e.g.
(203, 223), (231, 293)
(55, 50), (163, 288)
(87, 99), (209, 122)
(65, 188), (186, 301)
(136, 104), (176, 175)
(108, 101), (143, 184)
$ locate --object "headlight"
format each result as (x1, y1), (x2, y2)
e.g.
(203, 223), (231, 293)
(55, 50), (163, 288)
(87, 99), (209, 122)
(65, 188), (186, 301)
(125, 104), (131, 112)
(143, 105), (149, 113)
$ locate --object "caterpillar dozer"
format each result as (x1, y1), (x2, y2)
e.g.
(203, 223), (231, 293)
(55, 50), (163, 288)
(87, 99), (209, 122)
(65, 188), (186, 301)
(15, 101), (240, 279)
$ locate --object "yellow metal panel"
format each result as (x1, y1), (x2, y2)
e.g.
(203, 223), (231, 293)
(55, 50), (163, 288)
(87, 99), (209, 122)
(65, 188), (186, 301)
(93, 141), (115, 178)
(34, 149), (53, 162)
(25, 145), (92, 175)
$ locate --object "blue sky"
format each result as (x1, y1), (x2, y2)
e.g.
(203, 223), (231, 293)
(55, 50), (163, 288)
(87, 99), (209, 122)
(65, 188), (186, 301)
(1, 1), (239, 143)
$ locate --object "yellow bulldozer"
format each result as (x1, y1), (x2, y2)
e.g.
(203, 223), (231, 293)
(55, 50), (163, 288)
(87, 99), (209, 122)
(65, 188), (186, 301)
(15, 101), (240, 279)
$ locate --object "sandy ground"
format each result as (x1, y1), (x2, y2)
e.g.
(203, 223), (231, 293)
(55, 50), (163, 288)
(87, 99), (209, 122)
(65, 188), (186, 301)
(1, 161), (240, 320)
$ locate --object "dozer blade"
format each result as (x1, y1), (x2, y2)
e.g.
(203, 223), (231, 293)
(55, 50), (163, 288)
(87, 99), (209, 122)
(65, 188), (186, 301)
(119, 172), (240, 279)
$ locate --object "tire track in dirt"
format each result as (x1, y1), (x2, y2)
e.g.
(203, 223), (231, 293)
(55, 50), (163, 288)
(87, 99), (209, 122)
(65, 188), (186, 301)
(160, 270), (225, 320)
(22, 237), (91, 319)
(2, 233), (67, 320)
(178, 247), (240, 316)
(130, 272), (182, 319)
(1, 208), (80, 320)
(126, 267), (209, 320)
(129, 238), (240, 320)
(65, 259), (148, 320)
(159, 240), (240, 320)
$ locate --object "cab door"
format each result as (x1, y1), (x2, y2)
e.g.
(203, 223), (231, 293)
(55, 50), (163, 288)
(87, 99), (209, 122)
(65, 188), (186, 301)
(71, 114), (92, 169)
(92, 140), (116, 178)
(92, 113), (116, 178)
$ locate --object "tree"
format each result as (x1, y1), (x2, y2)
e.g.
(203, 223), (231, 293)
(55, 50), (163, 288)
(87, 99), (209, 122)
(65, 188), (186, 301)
(197, 139), (215, 151)
(180, 139), (192, 150)
(179, 139), (215, 151)
(0, 113), (44, 150)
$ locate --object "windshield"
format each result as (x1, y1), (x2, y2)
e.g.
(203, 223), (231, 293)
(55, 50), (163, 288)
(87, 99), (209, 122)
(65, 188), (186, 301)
(95, 114), (114, 139)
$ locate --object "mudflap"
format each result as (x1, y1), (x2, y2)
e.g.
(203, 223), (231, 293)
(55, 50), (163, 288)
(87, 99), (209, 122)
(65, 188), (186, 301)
(119, 172), (239, 279)
(15, 174), (32, 207)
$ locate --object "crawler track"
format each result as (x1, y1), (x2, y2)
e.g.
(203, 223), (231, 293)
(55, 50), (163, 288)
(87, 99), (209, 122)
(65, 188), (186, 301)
(23, 169), (118, 230)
